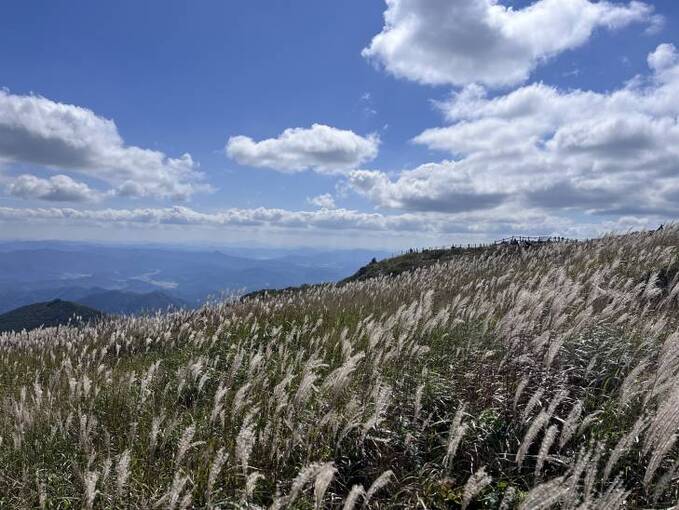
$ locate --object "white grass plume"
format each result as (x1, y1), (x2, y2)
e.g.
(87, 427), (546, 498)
(461, 467), (491, 510)
(444, 404), (467, 469)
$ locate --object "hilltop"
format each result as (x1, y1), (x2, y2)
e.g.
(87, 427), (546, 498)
(0, 299), (102, 333)
(1, 229), (679, 507)
(0, 290), (183, 334)
(346, 236), (575, 282)
(244, 236), (570, 298)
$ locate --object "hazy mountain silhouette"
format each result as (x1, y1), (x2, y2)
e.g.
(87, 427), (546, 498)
(0, 242), (387, 313)
(77, 290), (186, 315)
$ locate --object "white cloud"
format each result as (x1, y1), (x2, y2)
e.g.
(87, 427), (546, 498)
(0, 205), (423, 232)
(0, 203), (665, 244)
(0, 90), (208, 200)
(226, 124), (379, 174)
(363, 0), (658, 87)
(7, 174), (98, 202)
(349, 164), (510, 213)
(360, 92), (378, 117)
(349, 45), (679, 222)
(0, 203), (593, 242)
(648, 43), (678, 72)
(308, 193), (336, 209)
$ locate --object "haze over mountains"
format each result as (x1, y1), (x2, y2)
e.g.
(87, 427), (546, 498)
(0, 241), (388, 314)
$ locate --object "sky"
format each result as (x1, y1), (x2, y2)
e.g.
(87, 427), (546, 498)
(0, 0), (678, 249)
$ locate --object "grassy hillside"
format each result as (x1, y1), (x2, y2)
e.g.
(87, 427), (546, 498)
(0, 299), (102, 333)
(344, 240), (571, 283)
(1, 229), (679, 507)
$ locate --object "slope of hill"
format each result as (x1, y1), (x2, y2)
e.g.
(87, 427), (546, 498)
(344, 239), (570, 282)
(0, 299), (102, 333)
(243, 239), (562, 298)
(76, 290), (186, 315)
(345, 246), (483, 282)
(1, 229), (679, 507)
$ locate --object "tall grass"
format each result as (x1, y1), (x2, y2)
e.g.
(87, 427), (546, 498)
(2, 228), (679, 507)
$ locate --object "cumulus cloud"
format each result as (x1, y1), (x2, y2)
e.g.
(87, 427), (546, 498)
(0, 202), (664, 243)
(0, 204), (595, 239)
(0, 90), (208, 200)
(7, 174), (98, 202)
(226, 124), (379, 174)
(349, 45), (679, 222)
(349, 166), (508, 213)
(363, 0), (659, 87)
(0, 205), (424, 233)
(308, 193), (336, 209)
(648, 43), (678, 72)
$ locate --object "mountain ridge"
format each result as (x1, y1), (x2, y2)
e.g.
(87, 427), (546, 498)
(0, 299), (103, 333)
(243, 238), (568, 299)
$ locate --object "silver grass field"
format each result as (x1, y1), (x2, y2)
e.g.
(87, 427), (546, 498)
(2, 229), (679, 508)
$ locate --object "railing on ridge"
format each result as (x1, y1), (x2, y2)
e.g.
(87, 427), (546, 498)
(389, 236), (575, 257)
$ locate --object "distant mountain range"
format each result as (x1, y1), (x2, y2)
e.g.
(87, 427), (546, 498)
(0, 287), (186, 316)
(0, 290), (186, 333)
(78, 290), (186, 315)
(0, 242), (388, 314)
(0, 299), (102, 333)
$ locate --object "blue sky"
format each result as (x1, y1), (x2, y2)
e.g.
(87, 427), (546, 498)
(0, 0), (678, 248)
